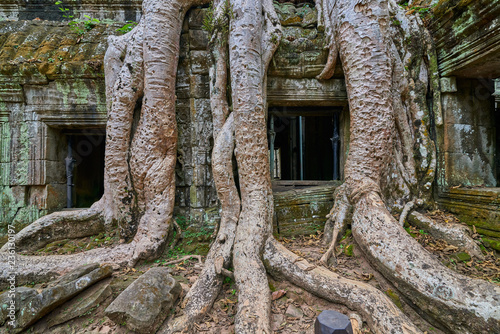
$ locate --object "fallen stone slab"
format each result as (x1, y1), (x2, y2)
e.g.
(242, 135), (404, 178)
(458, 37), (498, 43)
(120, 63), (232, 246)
(105, 267), (181, 333)
(315, 310), (353, 334)
(0, 287), (37, 326)
(47, 277), (112, 328)
(285, 304), (304, 318)
(4, 263), (112, 332)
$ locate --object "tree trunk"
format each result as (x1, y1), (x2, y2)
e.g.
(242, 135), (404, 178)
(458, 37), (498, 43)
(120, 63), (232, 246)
(3, 1), (500, 333)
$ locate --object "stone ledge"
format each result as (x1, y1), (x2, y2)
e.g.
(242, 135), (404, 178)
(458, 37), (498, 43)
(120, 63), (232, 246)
(438, 187), (500, 250)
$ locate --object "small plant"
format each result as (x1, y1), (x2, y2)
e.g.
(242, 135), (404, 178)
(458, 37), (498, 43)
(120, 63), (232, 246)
(56, 2), (101, 35)
(58, 56), (64, 61)
(202, 0), (233, 46)
(117, 21), (138, 34)
(55, 1), (74, 20)
(48, 58), (54, 63)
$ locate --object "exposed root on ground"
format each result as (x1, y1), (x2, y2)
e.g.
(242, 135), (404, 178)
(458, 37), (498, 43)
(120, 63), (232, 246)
(264, 238), (423, 334)
(408, 211), (484, 259)
(0, 208), (104, 253)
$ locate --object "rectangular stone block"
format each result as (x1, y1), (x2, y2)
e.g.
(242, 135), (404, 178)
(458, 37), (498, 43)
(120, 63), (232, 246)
(444, 123), (495, 155)
(189, 30), (209, 50)
(190, 50), (209, 75)
(190, 74), (209, 98)
(440, 77), (457, 93)
(188, 8), (208, 29)
(444, 152), (496, 187)
(0, 83), (24, 103)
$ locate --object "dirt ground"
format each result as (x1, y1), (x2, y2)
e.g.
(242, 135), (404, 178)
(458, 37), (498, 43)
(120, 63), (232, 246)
(22, 211), (500, 334)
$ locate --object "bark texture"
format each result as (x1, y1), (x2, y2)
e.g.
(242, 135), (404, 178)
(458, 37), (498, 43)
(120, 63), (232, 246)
(1, 0), (210, 288)
(317, 0), (500, 332)
(4, 1), (500, 333)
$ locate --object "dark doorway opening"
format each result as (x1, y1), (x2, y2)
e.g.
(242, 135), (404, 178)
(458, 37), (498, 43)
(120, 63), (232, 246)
(268, 107), (340, 181)
(64, 129), (106, 208)
(495, 90), (500, 185)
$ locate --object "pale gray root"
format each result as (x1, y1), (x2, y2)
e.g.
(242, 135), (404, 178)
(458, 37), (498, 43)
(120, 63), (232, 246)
(317, 0), (500, 332)
(264, 238), (423, 334)
(320, 184), (350, 266)
(229, 0), (280, 331)
(163, 115), (240, 333)
(352, 192), (500, 333)
(209, 0), (230, 139)
(0, 244), (134, 290)
(0, 208), (104, 254)
(0, 0), (210, 287)
(408, 211), (484, 259)
(398, 201), (415, 226)
(316, 0), (337, 80)
(100, 22), (145, 237)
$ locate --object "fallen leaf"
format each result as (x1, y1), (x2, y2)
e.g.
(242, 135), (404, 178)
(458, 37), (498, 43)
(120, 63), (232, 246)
(272, 290), (287, 301)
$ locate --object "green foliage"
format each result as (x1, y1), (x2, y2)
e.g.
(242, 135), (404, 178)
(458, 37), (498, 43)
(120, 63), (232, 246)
(202, 2), (215, 34)
(56, 1), (115, 36)
(117, 21), (138, 34)
(344, 244), (354, 257)
(202, 0), (234, 45)
(55, 1), (74, 20)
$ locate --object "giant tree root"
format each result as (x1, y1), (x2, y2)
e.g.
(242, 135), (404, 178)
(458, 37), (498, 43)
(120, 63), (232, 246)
(0, 208), (104, 253)
(264, 238), (423, 334)
(163, 116), (240, 334)
(0, 0), (210, 290)
(352, 193), (500, 333)
(320, 184), (351, 266)
(408, 211), (484, 259)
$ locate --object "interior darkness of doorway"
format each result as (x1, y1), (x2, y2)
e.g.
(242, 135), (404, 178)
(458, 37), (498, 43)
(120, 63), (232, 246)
(64, 130), (105, 208)
(269, 107), (340, 181)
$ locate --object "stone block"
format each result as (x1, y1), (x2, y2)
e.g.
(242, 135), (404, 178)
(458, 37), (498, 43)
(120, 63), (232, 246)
(47, 278), (112, 328)
(444, 152), (496, 187)
(188, 8), (208, 29)
(2, 264), (112, 331)
(45, 160), (66, 184)
(440, 77), (457, 93)
(314, 310), (353, 334)
(45, 183), (66, 210)
(189, 29), (209, 50)
(0, 83), (24, 103)
(105, 268), (181, 333)
(190, 50), (209, 75)
(191, 74), (210, 98)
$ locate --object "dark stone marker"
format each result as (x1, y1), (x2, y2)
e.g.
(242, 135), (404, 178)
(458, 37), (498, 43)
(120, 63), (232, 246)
(314, 310), (353, 334)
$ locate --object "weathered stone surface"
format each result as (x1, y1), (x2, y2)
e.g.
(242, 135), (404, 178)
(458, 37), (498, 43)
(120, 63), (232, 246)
(438, 187), (500, 251)
(0, 0), (142, 22)
(285, 304), (303, 318)
(0, 287), (37, 327)
(430, 0), (500, 78)
(4, 264), (112, 332)
(440, 77), (457, 93)
(314, 310), (353, 334)
(104, 268), (181, 333)
(273, 183), (340, 236)
(47, 277), (112, 328)
(272, 313), (285, 331)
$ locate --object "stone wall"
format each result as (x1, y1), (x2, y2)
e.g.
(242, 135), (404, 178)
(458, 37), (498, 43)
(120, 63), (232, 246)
(440, 77), (496, 188)
(0, 0), (142, 22)
(0, 2), (349, 236)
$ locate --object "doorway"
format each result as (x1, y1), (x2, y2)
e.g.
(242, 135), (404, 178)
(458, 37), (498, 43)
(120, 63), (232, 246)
(268, 107), (341, 181)
(64, 129), (105, 208)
